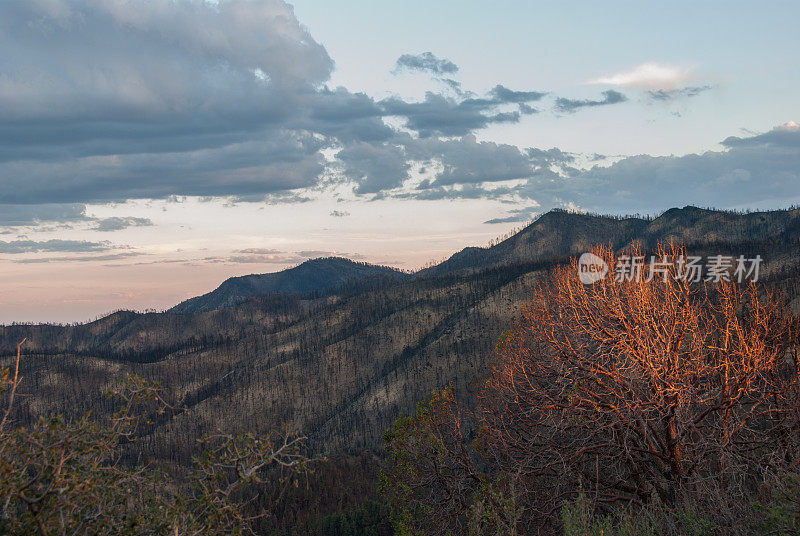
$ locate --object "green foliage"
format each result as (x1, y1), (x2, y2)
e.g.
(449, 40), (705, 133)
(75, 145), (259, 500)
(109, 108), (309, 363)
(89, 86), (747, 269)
(0, 367), (310, 535)
(467, 475), (524, 536)
(752, 472), (800, 535)
(558, 486), (800, 536)
(674, 501), (716, 536)
(560, 493), (658, 536)
(316, 499), (393, 536)
(380, 387), (461, 535)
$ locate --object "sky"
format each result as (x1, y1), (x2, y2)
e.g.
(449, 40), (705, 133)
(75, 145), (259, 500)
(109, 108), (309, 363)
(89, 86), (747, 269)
(0, 0), (798, 323)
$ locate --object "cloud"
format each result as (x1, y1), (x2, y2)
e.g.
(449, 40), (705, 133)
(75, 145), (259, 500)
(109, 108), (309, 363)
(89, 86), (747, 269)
(394, 52), (459, 75)
(1, 0), (331, 123)
(0, 0), (725, 213)
(515, 123), (800, 213)
(721, 121), (800, 148)
(527, 147), (576, 167)
(0, 1), (554, 206)
(0, 203), (155, 233)
(238, 248), (285, 255)
(0, 239), (115, 253)
(337, 142), (410, 194)
(227, 254), (298, 264)
(0, 135), (327, 204)
(380, 85), (545, 137)
(589, 62), (713, 104)
(555, 90), (628, 113)
(92, 216), (153, 232)
(380, 93), (513, 137)
(411, 135), (536, 187)
(389, 122), (800, 215)
(0, 0), (336, 203)
(776, 120), (800, 131)
(0, 203), (87, 226)
(589, 62), (693, 91)
(305, 86), (391, 143)
(337, 133), (543, 194)
(484, 206), (540, 224)
(297, 250), (333, 258)
(296, 250), (365, 260)
(226, 247), (294, 263)
(647, 85), (713, 102)
(488, 85), (548, 104)
(12, 252), (139, 263)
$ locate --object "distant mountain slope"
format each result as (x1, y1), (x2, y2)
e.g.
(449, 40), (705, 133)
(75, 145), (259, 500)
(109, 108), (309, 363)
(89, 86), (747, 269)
(422, 206), (800, 276)
(640, 206), (800, 244)
(2, 205), (799, 533)
(170, 257), (410, 314)
(420, 210), (648, 276)
(2, 205), (799, 460)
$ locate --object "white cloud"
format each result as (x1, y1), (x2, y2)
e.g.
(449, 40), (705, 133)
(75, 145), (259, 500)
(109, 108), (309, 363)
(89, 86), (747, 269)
(776, 120), (800, 131)
(588, 62), (693, 91)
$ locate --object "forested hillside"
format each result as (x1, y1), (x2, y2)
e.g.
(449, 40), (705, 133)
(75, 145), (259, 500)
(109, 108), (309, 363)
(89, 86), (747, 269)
(170, 257), (410, 314)
(2, 207), (800, 453)
(2, 206), (800, 533)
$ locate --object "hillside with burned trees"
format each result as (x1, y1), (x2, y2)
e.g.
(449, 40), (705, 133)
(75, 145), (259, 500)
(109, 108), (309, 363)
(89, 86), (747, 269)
(2, 206), (800, 534)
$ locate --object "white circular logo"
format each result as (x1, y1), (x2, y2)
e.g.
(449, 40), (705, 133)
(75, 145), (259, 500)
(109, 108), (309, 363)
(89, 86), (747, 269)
(577, 252), (608, 284)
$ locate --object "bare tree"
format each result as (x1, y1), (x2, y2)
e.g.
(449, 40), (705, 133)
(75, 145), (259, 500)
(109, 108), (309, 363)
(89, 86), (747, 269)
(0, 341), (312, 536)
(383, 243), (800, 535)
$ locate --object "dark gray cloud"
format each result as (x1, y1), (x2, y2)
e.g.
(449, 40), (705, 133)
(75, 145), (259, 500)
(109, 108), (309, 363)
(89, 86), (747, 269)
(394, 52), (459, 75)
(721, 123), (800, 149)
(13, 252), (139, 263)
(510, 125), (800, 214)
(0, 204), (87, 226)
(93, 217), (153, 232)
(380, 93), (516, 137)
(379, 84), (546, 137)
(337, 142), (410, 194)
(489, 85), (547, 104)
(555, 90), (628, 113)
(393, 182), (518, 201)
(411, 135), (536, 187)
(0, 135), (327, 204)
(0, 0), (335, 204)
(647, 85), (714, 102)
(0, 1), (554, 207)
(0, 239), (115, 253)
(0, 0), (331, 148)
(388, 125), (800, 216)
(527, 147), (576, 166)
(305, 87), (391, 143)
(440, 78), (464, 95)
(0, 0), (743, 215)
(484, 206), (540, 224)
(337, 134), (544, 194)
(0, 203), (154, 233)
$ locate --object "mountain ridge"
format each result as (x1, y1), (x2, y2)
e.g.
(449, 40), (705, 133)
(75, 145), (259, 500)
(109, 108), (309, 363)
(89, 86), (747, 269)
(169, 256), (410, 314)
(2, 205), (799, 533)
(423, 205), (800, 276)
(172, 206), (800, 316)
(2, 205), (799, 459)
